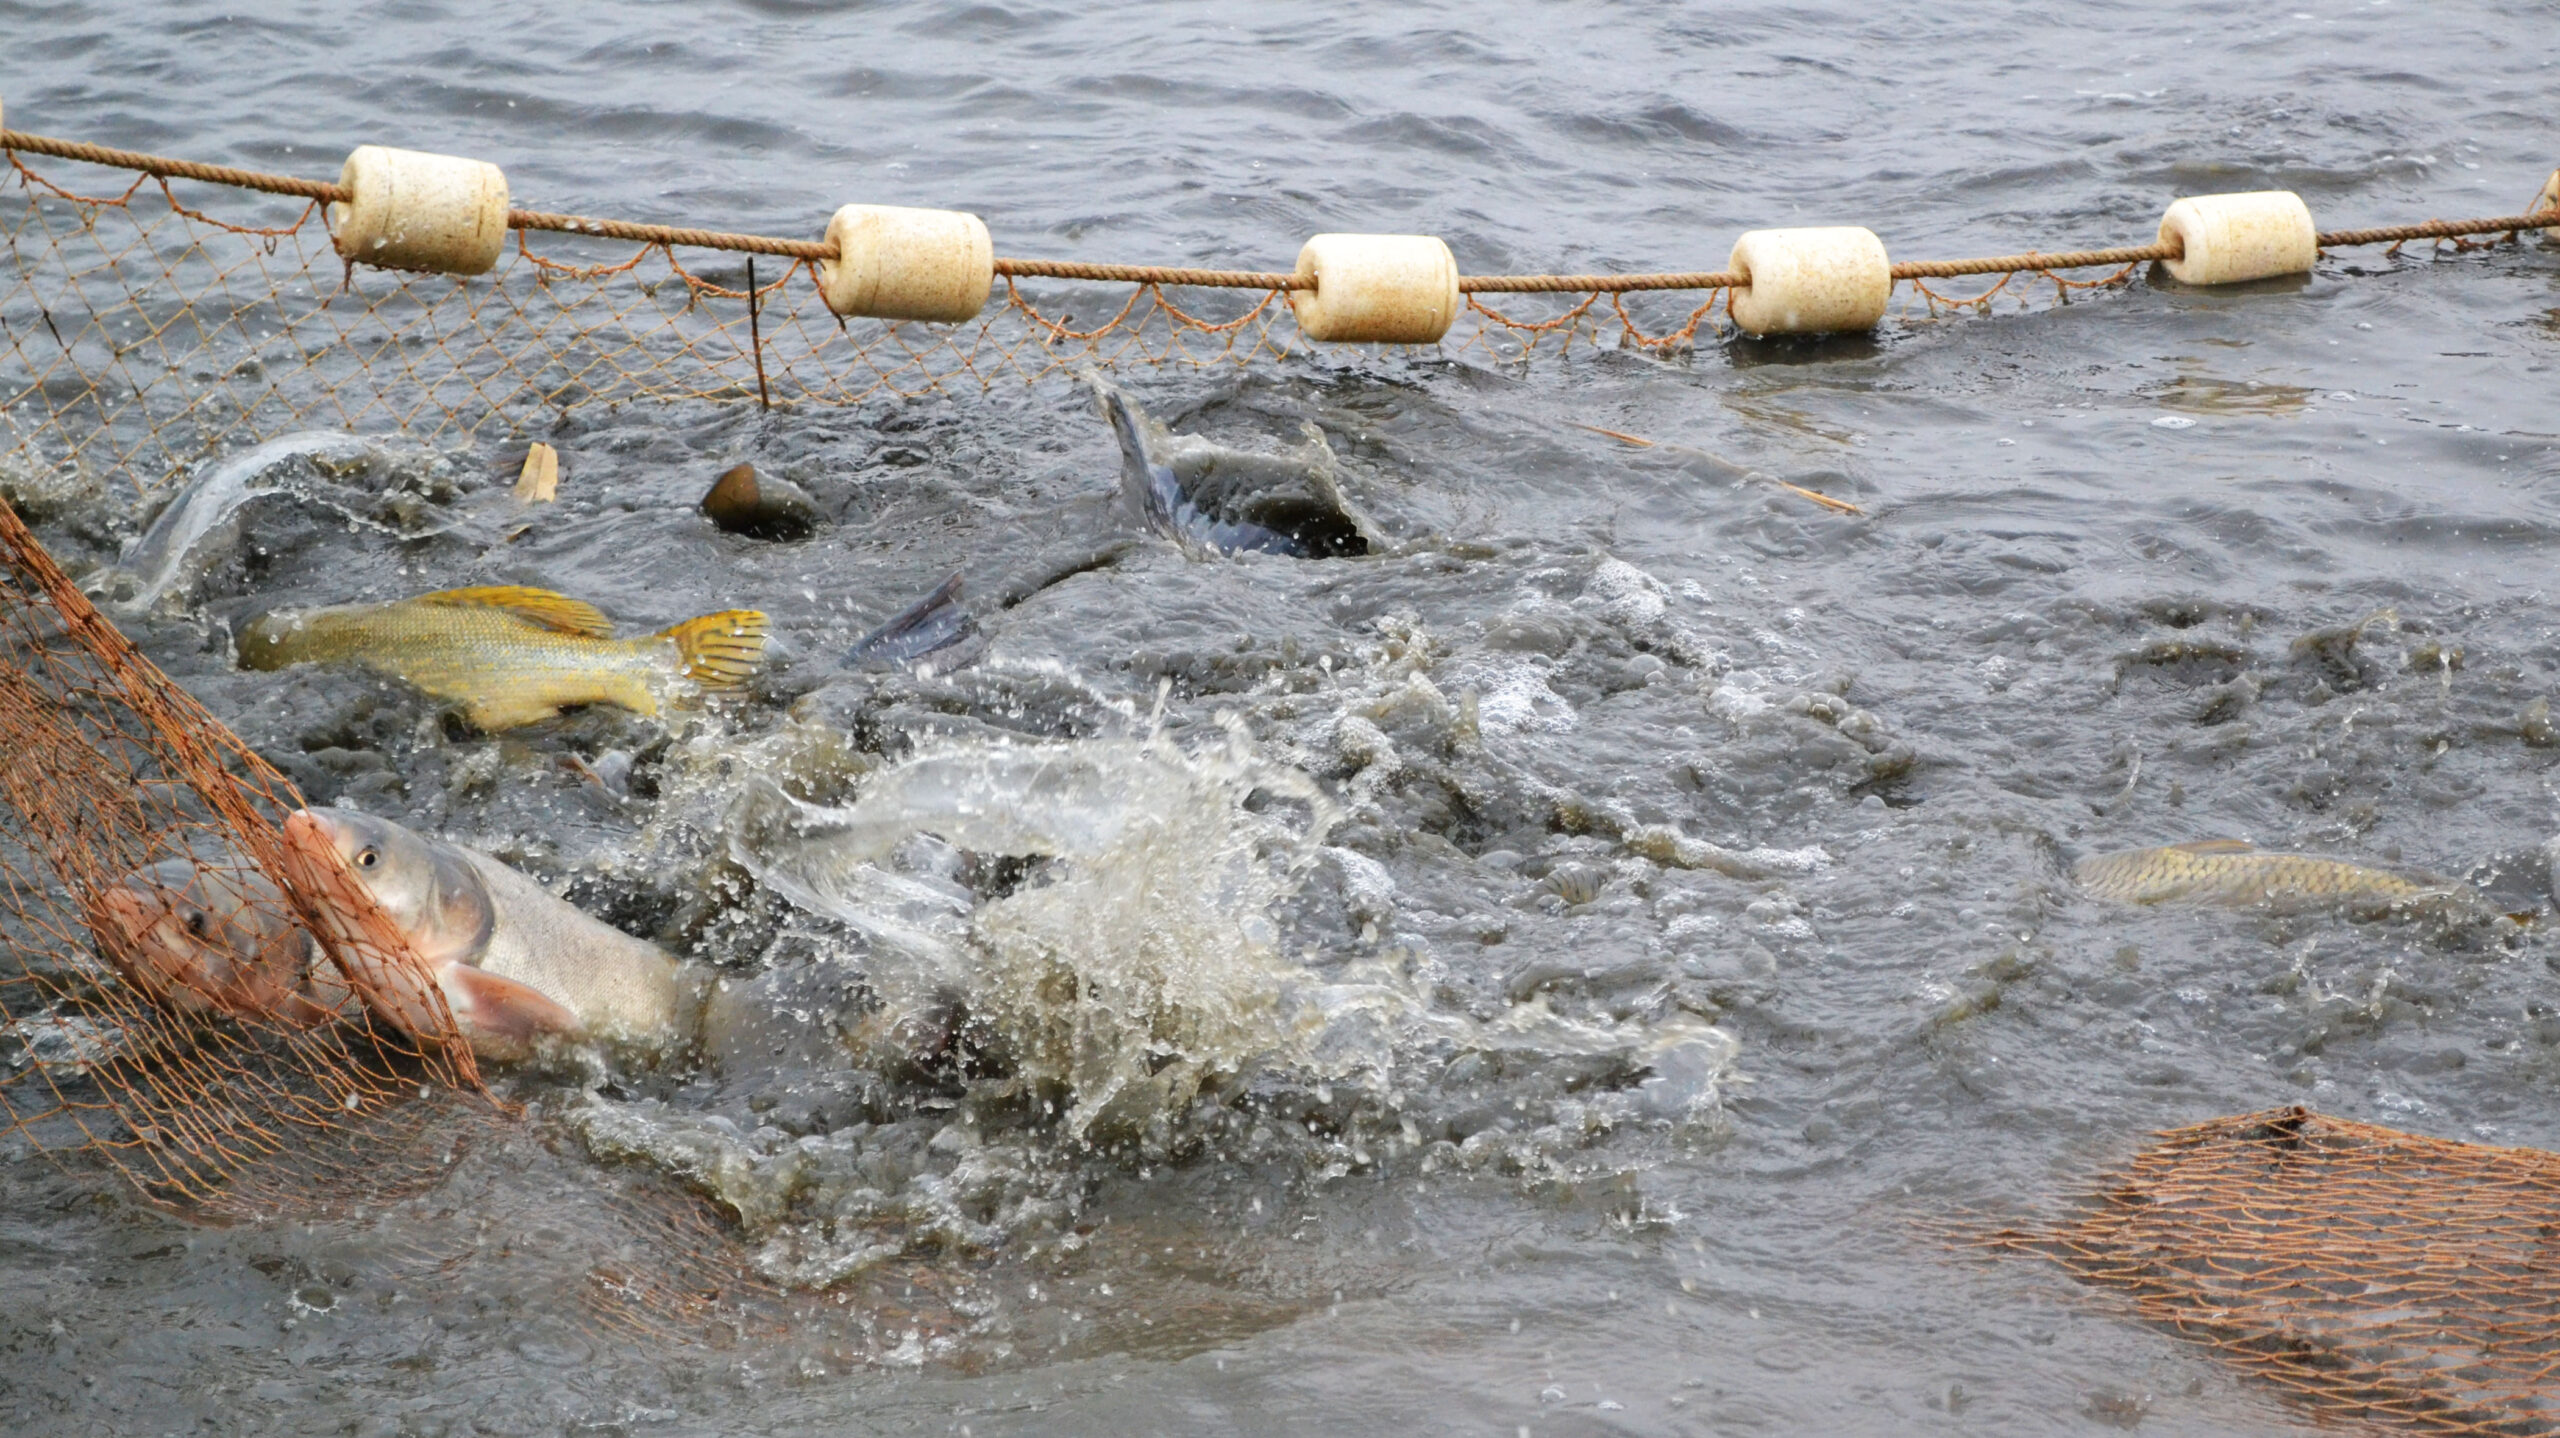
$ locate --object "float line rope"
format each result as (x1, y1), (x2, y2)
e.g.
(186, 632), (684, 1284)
(7, 130), (2555, 294)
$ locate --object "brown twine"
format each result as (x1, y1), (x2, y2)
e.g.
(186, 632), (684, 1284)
(2316, 214), (2553, 247)
(6, 129), (2557, 296)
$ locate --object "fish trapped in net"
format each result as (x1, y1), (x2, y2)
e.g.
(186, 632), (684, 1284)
(1089, 376), (1377, 559)
(237, 585), (768, 731)
(94, 854), (351, 1029)
(279, 807), (689, 1062)
(95, 813), (691, 1064)
(2071, 839), (2486, 920)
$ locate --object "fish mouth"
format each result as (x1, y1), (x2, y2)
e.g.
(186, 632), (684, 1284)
(282, 810), (360, 880)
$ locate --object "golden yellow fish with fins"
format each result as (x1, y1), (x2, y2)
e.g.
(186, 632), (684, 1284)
(238, 585), (766, 731)
(2072, 839), (2476, 919)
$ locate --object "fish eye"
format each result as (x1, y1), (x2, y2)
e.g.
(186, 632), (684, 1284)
(356, 847), (380, 869)
(183, 910), (207, 937)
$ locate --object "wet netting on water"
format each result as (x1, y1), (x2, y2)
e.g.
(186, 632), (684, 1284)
(0, 493), (481, 1203)
(1, 145), (1310, 496)
(9, 133), (2556, 495)
(0, 495), (813, 1344)
(1991, 1106), (2560, 1435)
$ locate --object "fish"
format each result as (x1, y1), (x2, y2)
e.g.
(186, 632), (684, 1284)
(2072, 839), (2477, 918)
(846, 572), (982, 672)
(87, 430), (375, 614)
(1089, 376), (1372, 559)
(238, 585), (767, 731)
(281, 806), (686, 1061)
(90, 854), (350, 1027)
(701, 461), (826, 540)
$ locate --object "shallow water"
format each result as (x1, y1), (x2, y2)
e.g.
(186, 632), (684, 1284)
(6, 2), (2560, 1433)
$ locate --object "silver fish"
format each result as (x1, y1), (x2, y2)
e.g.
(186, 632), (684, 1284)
(282, 807), (685, 1061)
(88, 430), (373, 614)
(1090, 377), (1373, 559)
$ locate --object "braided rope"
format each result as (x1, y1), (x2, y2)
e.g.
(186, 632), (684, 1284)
(6, 129), (2555, 295)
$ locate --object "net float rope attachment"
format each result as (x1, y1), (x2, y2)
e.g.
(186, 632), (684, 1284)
(4, 127), (2554, 323)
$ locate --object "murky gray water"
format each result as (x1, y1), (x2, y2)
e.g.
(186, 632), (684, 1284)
(7, 2), (2560, 1433)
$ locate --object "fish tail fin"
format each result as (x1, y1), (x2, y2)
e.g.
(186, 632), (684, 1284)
(1092, 378), (1181, 538)
(660, 609), (769, 689)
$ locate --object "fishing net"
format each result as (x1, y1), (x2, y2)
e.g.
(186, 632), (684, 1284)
(0, 142), (2211, 501)
(0, 493), (824, 1346)
(0, 147), (1309, 499)
(1993, 1106), (2560, 1435)
(0, 494), (482, 1204)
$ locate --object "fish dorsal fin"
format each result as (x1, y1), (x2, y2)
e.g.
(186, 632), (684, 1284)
(2172, 839), (2257, 854)
(411, 586), (613, 638)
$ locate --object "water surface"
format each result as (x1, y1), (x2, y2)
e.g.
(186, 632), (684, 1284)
(4, 3), (2560, 1434)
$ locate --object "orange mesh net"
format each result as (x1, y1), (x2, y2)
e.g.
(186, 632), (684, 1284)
(0, 494), (483, 1207)
(0, 494), (834, 1344)
(1993, 1106), (2560, 1435)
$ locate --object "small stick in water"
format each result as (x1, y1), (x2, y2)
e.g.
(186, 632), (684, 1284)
(1572, 422), (1863, 514)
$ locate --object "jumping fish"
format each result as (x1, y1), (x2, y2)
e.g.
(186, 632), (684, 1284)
(91, 855), (349, 1027)
(87, 430), (374, 614)
(239, 586), (767, 731)
(2072, 839), (2475, 918)
(281, 807), (685, 1061)
(1090, 377), (1373, 558)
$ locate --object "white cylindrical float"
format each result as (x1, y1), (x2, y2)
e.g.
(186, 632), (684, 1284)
(818, 204), (993, 323)
(2537, 167), (2560, 243)
(1289, 233), (1460, 344)
(1725, 226), (1891, 337)
(327, 145), (511, 276)
(2156, 191), (2316, 285)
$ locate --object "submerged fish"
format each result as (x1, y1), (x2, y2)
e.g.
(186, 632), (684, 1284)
(2072, 839), (2473, 917)
(846, 572), (982, 672)
(88, 430), (374, 614)
(239, 585), (767, 731)
(92, 854), (349, 1027)
(281, 807), (686, 1061)
(701, 461), (826, 540)
(1090, 377), (1372, 558)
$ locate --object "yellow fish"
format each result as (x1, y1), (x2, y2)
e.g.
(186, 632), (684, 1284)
(2072, 839), (2472, 919)
(238, 585), (766, 731)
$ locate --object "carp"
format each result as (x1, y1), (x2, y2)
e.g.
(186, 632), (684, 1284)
(1090, 376), (1373, 559)
(87, 430), (374, 614)
(239, 585), (766, 731)
(92, 855), (349, 1027)
(2072, 839), (2476, 919)
(282, 807), (686, 1061)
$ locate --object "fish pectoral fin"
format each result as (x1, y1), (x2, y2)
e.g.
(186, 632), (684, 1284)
(442, 964), (582, 1056)
(458, 694), (563, 732)
(660, 610), (768, 689)
(412, 585), (615, 638)
(2171, 839), (2257, 854)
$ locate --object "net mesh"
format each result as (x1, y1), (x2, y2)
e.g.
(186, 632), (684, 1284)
(14, 138), (2560, 1368)
(1993, 1106), (2560, 1435)
(0, 493), (485, 1205)
(2, 147), (2164, 501)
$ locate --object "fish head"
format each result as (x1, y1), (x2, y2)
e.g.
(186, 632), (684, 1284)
(283, 807), (494, 969)
(234, 610), (308, 671)
(94, 857), (302, 1019)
